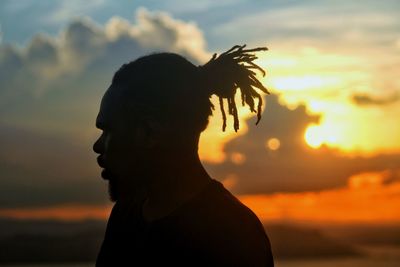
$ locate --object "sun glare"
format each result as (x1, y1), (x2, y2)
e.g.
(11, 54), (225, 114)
(304, 122), (344, 149)
(257, 49), (400, 156)
(304, 125), (324, 148)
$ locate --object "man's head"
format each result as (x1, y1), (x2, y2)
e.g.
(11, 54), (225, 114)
(93, 53), (212, 201)
(93, 45), (268, 202)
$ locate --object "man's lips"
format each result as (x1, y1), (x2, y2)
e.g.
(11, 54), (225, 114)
(97, 156), (110, 180)
(97, 156), (106, 168)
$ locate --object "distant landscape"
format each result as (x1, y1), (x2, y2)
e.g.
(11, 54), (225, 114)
(1, 218), (399, 264)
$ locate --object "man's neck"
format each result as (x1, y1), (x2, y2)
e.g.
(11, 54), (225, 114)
(141, 152), (212, 222)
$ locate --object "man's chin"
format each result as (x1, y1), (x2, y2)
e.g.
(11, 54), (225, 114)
(108, 180), (119, 202)
(106, 178), (118, 202)
(101, 169), (111, 180)
(100, 169), (118, 201)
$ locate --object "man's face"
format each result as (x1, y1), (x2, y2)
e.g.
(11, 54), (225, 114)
(93, 85), (146, 202)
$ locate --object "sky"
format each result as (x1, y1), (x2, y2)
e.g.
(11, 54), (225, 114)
(0, 0), (400, 226)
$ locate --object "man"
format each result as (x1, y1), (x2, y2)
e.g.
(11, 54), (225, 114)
(93, 45), (274, 266)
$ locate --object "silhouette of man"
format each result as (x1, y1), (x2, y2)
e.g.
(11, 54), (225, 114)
(93, 45), (274, 266)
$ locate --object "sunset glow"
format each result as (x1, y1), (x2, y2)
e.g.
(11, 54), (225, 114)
(240, 170), (400, 225)
(0, 205), (112, 221)
(2, 170), (399, 225)
(257, 48), (400, 156)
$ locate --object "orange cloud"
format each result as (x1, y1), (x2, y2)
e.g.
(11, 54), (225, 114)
(0, 204), (111, 221)
(239, 170), (400, 225)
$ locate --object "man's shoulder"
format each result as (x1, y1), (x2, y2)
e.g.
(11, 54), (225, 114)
(193, 179), (264, 226)
(179, 179), (273, 265)
(203, 179), (269, 240)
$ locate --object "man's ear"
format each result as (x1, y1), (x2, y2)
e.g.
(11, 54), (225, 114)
(135, 116), (166, 149)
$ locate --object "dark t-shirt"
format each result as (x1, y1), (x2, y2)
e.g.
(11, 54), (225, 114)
(96, 178), (274, 266)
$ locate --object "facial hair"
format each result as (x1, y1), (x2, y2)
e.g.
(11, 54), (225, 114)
(108, 179), (118, 202)
(102, 168), (119, 202)
(103, 164), (149, 204)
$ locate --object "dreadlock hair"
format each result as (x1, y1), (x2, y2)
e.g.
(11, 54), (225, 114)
(111, 44), (268, 136)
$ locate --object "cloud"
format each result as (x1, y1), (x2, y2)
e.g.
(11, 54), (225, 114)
(2, 88), (400, 209)
(240, 169), (400, 224)
(0, 8), (210, 132)
(208, 0), (400, 157)
(205, 94), (400, 194)
(1, 6), (399, 214)
(351, 92), (399, 106)
(0, 8), (210, 208)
